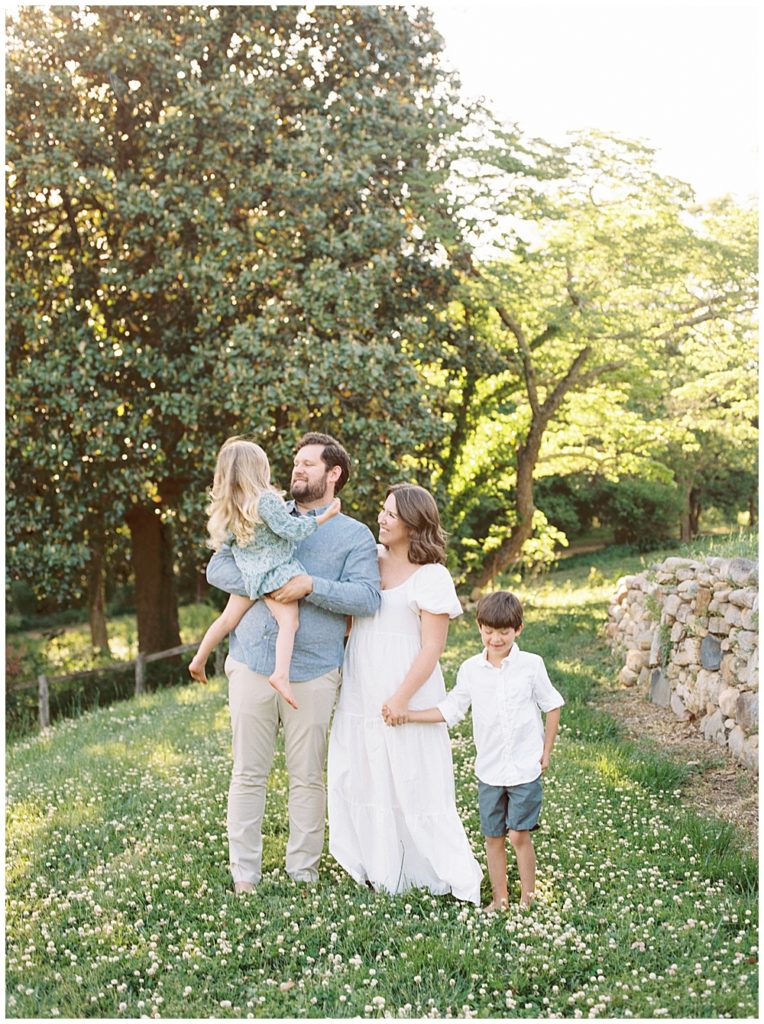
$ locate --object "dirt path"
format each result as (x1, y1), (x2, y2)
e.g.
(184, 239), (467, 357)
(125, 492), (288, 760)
(595, 686), (759, 856)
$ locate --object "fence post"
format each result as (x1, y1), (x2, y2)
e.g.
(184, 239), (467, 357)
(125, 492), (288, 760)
(38, 673), (50, 731)
(135, 653), (146, 695)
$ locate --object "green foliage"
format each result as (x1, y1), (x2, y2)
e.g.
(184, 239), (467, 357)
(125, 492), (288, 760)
(5, 5), (465, 602)
(595, 477), (682, 548)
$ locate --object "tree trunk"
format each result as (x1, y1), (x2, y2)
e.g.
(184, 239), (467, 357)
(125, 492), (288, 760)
(466, 425), (542, 595)
(748, 493), (757, 528)
(688, 487), (702, 538)
(86, 521), (110, 653)
(125, 506), (182, 654)
(679, 481), (694, 542)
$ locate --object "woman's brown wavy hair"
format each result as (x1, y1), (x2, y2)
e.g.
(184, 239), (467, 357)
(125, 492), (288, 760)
(386, 483), (447, 565)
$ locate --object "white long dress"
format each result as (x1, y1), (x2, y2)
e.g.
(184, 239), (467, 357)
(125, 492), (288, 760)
(327, 561), (483, 904)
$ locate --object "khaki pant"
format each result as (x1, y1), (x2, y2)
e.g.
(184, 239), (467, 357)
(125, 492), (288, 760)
(225, 656), (341, 884)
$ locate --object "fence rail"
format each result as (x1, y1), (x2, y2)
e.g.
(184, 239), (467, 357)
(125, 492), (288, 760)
(12, 641), (226, 732)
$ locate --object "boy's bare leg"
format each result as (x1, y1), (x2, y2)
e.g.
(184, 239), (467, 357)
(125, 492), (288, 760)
(483, 835), (509, 911)
(509, 829), (536, 907)
(189, 594), (254, 684)
(263, 596), (299, 709)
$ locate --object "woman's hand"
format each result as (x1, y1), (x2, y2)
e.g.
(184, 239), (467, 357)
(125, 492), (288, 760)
(382, 695), (409, 726)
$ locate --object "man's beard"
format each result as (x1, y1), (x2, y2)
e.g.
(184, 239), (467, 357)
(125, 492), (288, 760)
(291, 474), (328, 503)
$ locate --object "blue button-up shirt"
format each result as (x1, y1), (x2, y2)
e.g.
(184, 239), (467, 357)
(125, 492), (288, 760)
(206, 501), (381, 681)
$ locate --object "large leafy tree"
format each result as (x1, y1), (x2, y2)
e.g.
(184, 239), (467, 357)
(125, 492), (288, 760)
(439, 131), (758, 589)
(6, 5), (464, 650)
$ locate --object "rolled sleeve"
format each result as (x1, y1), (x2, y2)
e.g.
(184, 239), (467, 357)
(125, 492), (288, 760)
(437, 667), (473, 727)
(206, 546), (248, 597)
(532, 658), (565, 713)
(306, 525), (381, 617)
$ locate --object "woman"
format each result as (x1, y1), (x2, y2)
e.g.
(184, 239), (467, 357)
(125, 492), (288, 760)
(328, 484), (482, 904)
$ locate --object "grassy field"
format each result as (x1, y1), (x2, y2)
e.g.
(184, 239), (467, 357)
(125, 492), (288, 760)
(5, 541), (758, 1018)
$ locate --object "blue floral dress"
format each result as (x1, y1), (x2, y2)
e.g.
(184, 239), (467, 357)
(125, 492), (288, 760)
(231, 491), (319, 598)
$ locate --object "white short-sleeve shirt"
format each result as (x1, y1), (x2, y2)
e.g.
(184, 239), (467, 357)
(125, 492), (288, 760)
(437, 643), (564, 786)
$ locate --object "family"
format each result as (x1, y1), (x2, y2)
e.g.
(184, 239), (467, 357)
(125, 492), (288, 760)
(189, 432), (564, 911)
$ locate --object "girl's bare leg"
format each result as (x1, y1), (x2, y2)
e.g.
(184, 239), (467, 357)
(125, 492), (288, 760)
(189, 594), (254, 684)
(263, 596), (299, 709)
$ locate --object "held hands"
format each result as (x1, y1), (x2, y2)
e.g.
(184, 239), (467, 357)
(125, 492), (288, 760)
(382, 695), (409, 727)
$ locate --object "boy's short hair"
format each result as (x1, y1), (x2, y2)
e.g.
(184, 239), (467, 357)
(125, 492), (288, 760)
(476, 591), (523, 630)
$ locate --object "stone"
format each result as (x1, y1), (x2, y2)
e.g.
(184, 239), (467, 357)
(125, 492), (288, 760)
(728, 725), (746, 760)
(675, 602), (691, 623)
(701, 708), (726, 745)
(729, 588), (757, 609)
(619, 666), (639, 687)
(708, 557), (731, 579)
(626, 648), (647, 672)
(700, 635), (722, 670)
(718, 685), (740, 718)
(676, 569), (697, 582)
(724, 605), (744, 628)
(697, 669), (721, 707)
(670, 692), (691, 721)
(649, 630), (662, 667)
(663, 594), (682, 619)
(638, 666), (650, 689)
(670, 621), (685, 643)
(674, 637), (701, 667)
(663, 557), (695, 571)
(737, 630), (758, 654)
(728, 558), (757, 587)
(650, 668), (671, 707)
(694, 587), (713, 615)
(742, 735), (759, 773)
(741, 608), (758, 631)
(736, 692), (759, 732)
(708, 617), (731, 636)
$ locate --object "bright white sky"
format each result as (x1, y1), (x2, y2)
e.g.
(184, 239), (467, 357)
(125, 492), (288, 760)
(431, 1), (759, 203)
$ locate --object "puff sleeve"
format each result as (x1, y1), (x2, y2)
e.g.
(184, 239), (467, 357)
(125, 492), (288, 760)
(407, 563), (463, 619)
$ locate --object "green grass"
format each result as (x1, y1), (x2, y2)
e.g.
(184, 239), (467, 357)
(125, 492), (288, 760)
(5, 545), (758, 1018)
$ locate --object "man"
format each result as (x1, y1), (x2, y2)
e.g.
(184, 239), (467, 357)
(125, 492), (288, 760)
(206, 432), (381, 892)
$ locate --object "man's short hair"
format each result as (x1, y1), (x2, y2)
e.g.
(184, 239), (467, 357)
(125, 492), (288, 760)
(476, 590), (523, 630)
(295, 432), (351, 493)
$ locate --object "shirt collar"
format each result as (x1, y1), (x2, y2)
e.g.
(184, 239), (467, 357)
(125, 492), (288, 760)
(479, 642), (520, 669)
(286, 499), (331, 516)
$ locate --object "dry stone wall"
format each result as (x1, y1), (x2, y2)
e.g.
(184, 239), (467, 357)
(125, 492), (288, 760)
(606, 555), (758, 771)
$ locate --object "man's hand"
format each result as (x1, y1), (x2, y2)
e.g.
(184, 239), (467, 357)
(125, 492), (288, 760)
(270, 574), (314, 603)
(540, 751), (551, 773)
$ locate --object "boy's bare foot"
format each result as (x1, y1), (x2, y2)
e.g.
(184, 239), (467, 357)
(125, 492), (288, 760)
(481, 899), (509, 913)
(269, 672), (298, 709)
(234, 881), (255, 895)
(188, 657), (208, 684)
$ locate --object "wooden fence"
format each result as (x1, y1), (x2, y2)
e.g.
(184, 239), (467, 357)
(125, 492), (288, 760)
(13, 642), (226, 732)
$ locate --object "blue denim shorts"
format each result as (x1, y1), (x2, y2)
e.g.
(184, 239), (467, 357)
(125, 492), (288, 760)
(478, 777), (542, 836)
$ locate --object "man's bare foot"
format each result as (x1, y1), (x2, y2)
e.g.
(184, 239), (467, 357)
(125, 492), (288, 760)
(481, 899), (509, 913)
(234, 881), (255, 895)
(188, 657), (208, 684)
(520, 897), (536, 910)
(269, 672), (298, 709)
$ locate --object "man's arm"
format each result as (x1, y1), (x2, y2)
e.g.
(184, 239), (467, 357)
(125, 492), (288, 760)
(540, 706), (561, 772)
(206, 546), (249, 597)
(306, 526), (381, 617)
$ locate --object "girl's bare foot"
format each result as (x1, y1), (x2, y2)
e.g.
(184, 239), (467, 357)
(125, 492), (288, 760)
(269, 672), (298, 709)
(188, 657), (208, 684)
(234, 881), (255, 894)
(481, 899), (509, 913)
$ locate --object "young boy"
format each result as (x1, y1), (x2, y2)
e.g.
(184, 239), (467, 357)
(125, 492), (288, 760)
(388, 590), (564, 911)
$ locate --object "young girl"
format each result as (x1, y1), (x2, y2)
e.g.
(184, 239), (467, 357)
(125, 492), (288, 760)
(188, 437), (340, 709)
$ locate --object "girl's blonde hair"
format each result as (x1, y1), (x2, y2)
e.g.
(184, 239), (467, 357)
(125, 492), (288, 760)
(206, 437), (276, 550)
